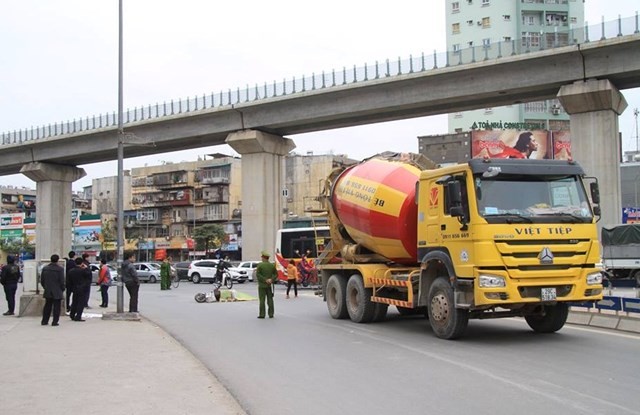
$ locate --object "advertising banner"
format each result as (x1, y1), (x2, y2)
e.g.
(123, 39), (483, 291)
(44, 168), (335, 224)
(0, 213), (25, 229)
(73, 214), (102, 250)
(622, 207), (640, 224)
(551, 130), (572, 160)
(471, 130), (551, 160)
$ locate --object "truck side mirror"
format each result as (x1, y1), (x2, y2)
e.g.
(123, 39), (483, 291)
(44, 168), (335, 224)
(590, 182), (600, 204)
(447, 181), (462, 205)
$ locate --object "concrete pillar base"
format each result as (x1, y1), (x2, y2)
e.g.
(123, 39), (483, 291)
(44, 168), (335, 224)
(18, 294), (47, 317)
(226, 130), (296, 260)
(557, 79), (628, 228)
(101, 312), (141, 321)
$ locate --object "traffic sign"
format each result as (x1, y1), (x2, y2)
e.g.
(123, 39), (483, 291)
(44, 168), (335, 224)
(595, 296), (622, 311)
(622, 297), (640, 314)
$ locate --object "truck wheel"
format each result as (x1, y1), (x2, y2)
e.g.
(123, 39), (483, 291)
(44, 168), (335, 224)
(346, 274), (376, 323)
(427, 278), (469, 340)
(326, 275), (348, 319)
(524, 303), (569, 333)
(372, 303), (388, 322)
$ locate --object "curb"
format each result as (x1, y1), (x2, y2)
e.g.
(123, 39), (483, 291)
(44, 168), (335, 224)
(568, 310), (640, 334)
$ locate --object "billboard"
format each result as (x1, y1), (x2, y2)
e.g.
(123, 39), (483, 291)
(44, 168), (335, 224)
(551, 130), (572, 160)
(471, 130), (551, 160)
(623, 207), (640, 224)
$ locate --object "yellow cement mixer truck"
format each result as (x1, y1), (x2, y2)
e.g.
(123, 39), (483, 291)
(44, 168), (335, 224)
(316, 152), (604, 339)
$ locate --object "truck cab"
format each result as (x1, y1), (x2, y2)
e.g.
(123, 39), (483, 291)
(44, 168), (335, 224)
(416, 158), (603, 337)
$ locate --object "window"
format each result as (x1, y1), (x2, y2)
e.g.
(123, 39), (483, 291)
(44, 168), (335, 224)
(503, 36), (512, 42)
(453, 44), (461, 53)
(482, 38), (491, 48)
(482, 17), (491, 28)
(452, 23), (460, 34)
(570, 17), (577, 24)
(467, 20), (474, 25)
(503, 14), (511, 21)
(452, 1), (459, 12)
(525, 15), (535, 25)
(481, 0), (490, 5)
(522, 32), (540, 47)
(468, 41), (474, 47)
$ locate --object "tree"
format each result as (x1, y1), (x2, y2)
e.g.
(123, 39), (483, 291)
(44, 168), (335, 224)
(193, 224), (225, 258)
(0, 233), (34, 259)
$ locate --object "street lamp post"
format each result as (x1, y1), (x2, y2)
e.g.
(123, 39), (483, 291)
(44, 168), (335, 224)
(116, 0), (124, 313)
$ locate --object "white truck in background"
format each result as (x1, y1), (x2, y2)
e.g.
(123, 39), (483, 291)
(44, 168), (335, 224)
(601, 224), (640, 287)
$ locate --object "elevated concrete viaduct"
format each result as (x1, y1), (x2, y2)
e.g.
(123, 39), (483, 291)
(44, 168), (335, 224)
(1, 34), (639, 262)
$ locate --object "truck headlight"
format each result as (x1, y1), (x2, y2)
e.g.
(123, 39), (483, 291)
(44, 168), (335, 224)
(479, 274), (506, 288)
(586, 271), (603, 285)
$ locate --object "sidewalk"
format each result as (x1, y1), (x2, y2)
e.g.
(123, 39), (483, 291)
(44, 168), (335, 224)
(0, 309), (245, 415)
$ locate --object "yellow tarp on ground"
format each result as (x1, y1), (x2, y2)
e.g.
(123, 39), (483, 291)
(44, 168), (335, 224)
(219, 290), (257, 302)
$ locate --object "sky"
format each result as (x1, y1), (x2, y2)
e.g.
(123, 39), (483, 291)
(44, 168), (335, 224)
(0, 0), (638, 191)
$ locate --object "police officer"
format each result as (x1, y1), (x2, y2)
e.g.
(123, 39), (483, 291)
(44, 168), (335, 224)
(256, 251), (277, 319)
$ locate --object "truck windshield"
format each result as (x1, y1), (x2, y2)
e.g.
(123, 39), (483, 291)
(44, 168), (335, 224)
(475, 175), (593, 223)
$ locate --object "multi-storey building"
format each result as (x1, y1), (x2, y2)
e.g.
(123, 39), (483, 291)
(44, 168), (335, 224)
(282, 152), (356, 220)
(0, 186), (36, 218)
(128, 154), (242, 261)
(445, 0), (584, 133)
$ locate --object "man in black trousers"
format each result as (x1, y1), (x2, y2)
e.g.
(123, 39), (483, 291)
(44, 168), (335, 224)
(40, 254), (65, 326)
(68, 257), (92, 321)
(64, 250), (76, 313)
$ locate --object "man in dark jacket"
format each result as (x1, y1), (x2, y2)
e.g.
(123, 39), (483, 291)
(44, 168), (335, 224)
(1, 255), (21, 316)
(65, 250), (76, 313)
(121, 253), (140, 313)
(68, 257), (92, 321)
(81, 253), (92, 309)
(40, 254), (65, 326)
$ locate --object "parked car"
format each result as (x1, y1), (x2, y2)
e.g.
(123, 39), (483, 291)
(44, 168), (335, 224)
(188, 260), (222, 284)
(174, 261), (192, 281)
(133, 262), (161, 283)
(89, 263), (119, 285)
(229, 261), (260, 282)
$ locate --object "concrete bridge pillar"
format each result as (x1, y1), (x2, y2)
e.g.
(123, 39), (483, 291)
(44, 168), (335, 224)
(20, 162), (86, 260)
(18, 162), (86, 316)
(226, 130), (295, 261)
(557, 79), (628, 228)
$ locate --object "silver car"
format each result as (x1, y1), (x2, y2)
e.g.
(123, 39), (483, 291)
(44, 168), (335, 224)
(133, 262), (161, 283)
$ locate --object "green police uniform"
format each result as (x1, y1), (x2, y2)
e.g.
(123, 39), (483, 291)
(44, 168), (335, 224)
(256, 252), (277, 318)
(160, 259), (171, 290)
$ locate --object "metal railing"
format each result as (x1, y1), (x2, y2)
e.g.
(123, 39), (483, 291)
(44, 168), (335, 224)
(1, 13), (638, 146)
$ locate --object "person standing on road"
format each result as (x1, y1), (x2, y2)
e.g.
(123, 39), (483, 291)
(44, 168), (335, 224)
(256, 250), (277, 319)
(1, 255), (21, 316)
(82, 253), (92, 309)
(286, 259), (298, 299)
(40, 254), (65, 326)
(121, 253), (140, 313)
(97, 258), (112, 308)
(64, 250), (76, 313)
(68, 257), (91, 321)
(160, 256), (172, 290)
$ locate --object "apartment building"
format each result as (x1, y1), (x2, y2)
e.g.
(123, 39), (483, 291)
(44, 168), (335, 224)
(445, 0), (584, 133)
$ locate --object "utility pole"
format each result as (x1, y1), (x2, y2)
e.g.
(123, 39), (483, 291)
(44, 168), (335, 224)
(116, 0), (125, 313)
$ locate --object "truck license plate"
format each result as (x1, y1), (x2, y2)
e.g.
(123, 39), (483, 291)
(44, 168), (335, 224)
(541, 287), (556, 301)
